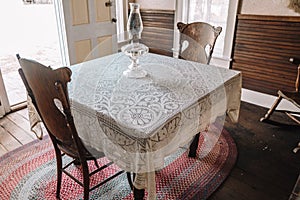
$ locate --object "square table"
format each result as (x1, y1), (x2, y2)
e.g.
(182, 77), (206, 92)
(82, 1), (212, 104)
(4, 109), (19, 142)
(68, 52), (242, 199)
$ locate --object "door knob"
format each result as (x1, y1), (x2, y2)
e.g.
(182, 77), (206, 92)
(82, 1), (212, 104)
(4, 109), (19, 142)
(105, 1), (112, 7)
(112, 18), (117, 23)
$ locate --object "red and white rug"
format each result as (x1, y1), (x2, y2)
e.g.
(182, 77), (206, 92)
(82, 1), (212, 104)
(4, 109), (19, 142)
(0, 126), (237, 200)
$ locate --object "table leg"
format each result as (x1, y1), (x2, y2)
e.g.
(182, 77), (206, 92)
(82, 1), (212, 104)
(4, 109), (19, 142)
(188, 132), (200, 158)
(133, 187), (145, 200)
(126, 172), (145, 200)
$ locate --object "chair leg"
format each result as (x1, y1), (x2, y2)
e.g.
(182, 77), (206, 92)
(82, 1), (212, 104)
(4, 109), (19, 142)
(126, 172), (144, 199)
(188, 132), (200, 158)
(126, 172), (134, 190)
(93, 158), (100, 168)
(260, 95), (283, 122)
(286, 112), (300, 125)
(54, 149), (63, 199)
(82, 160), (90, 200)
(293, 142), (300, 153)
(73, 158), (81, 166)
(133, 187), (145, 200)
(126, 172), (136, 190)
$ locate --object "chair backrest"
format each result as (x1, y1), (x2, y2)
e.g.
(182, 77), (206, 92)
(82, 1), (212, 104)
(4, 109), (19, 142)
(177, 22), (222, 64)
(17, 56), (79, 148)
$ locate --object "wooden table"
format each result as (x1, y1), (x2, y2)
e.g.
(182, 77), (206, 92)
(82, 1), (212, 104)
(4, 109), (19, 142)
(68, 52), (242, 199)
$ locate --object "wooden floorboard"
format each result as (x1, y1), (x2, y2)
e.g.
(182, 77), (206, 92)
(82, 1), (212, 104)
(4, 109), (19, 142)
(0, 109), (35, 156)
(1, 114), (34, 145)
(0, 101), (299, 199)
(0, 143), (8, 156)
(209, 101), (300, 200)
(0, 125), (22, 153)
(7, 110), (30, 128)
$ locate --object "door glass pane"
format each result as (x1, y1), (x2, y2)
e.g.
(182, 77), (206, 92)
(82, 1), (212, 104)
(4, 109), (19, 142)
(0, 0), (61, 106)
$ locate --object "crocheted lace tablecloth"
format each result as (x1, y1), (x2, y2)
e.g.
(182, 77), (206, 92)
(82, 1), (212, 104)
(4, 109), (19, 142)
(67, 52), (241, 198)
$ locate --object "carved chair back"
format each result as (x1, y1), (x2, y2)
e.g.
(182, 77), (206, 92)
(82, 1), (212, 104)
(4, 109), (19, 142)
(177, 22), (222, 64)
(17, 56), (86, 155)
(17, 55), (125, 200)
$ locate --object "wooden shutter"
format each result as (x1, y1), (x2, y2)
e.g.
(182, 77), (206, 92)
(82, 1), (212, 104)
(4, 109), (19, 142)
(231, 14), (300, 95)
(140, 9), (175, 57)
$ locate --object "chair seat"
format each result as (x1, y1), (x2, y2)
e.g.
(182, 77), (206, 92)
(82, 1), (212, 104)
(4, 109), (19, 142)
(278, 90), (300, 109)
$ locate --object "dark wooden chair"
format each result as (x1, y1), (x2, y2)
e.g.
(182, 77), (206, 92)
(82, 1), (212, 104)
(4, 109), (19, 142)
(17, 54), (124, 200)
(176, 22), (222, 158)
(260, 57), (300, 125)
(177, 22), (222, 64)
(148, 48), (174, 57)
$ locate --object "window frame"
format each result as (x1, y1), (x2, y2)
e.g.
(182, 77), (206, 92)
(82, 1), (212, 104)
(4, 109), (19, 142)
(175, 0), (239, 67)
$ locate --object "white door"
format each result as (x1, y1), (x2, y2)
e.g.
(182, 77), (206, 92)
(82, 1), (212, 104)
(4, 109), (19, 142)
(55, 0), (118, 65)
(0, 70), (11, 117)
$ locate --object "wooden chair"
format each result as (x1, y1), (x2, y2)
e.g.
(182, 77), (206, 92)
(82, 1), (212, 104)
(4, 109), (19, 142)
(176, 22), (222, 158)
(260, 57), (300, 124)
(17, 54), (124, 200)
(177, 22), (222, 64)
(148, 48), (174, 57)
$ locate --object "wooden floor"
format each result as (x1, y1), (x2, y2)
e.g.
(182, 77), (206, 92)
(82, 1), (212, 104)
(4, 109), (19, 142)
(0, 101), (299, 199)
(0, 107), (35, 155)
(210, 102), (300, 200)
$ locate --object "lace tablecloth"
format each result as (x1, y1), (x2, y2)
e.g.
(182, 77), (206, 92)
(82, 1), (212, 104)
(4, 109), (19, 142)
(68, 52), (242, 198)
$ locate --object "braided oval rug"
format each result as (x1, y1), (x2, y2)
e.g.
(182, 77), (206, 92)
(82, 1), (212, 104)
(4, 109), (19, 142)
(0, 126), (237, 200)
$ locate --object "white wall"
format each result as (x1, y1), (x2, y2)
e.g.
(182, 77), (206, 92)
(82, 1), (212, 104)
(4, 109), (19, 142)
(135, 0), (175, 10)
(241, 0), (300, 16)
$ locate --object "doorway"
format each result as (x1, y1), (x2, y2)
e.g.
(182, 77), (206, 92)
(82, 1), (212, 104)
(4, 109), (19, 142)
(0, 0), (62, 108)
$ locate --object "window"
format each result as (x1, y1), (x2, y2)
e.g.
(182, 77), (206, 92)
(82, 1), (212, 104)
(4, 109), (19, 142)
(116, 0), (125, 36)
(176, 0), (239, 65)
(188, 0), (230, 57)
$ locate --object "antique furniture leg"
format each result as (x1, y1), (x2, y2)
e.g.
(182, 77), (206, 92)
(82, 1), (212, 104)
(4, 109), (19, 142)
(127, 172), (145, 200)
(73, 159), (81, 166)
(286, 112), (300, 124)
(127, 172), (134, 189)
(53, 143), (63, 198)
(80, 159), (90, 200)
(261, 57), (300, 124)
(188, 132), (200, 158)
(260, 95), (283, 122)
(293, 142), (300, 153)
(133, 188), (145, 200)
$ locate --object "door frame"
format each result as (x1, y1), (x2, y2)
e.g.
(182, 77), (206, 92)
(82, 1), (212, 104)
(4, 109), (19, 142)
(53, 0), (126, 65)
(53, 0), (70, 66)
(0, 70), (11, 117)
